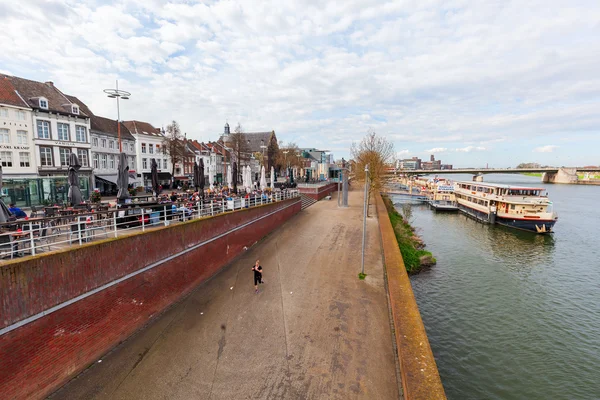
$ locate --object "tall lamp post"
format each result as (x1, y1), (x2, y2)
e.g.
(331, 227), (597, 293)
(361, 164), (370, 275)
(283, 150), (289, 178)
(103, 80), (130, 152)
(260, 140), (267, 168)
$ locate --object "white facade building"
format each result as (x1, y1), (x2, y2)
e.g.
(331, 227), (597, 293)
(123, 120), (171, 188)
(0, 98), (37, 179)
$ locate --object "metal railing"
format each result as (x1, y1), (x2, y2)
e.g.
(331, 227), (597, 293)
(0, 190), (299, 261)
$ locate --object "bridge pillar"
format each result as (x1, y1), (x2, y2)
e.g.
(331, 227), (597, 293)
(554, 167), (578, 184)
(541, 172), (552, 183)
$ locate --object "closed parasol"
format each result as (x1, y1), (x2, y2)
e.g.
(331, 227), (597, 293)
(151, 158), (159, 196)
(117, 152), (130, 202)
(68, 153), (83, 206)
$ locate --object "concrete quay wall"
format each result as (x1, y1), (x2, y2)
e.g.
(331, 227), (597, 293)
(0, 197), (301, 400)
(375, 193), (446, 400)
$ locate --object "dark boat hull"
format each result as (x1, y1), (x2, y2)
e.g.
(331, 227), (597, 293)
(457, 203), (556, 233)
(496, 216), (557, 233)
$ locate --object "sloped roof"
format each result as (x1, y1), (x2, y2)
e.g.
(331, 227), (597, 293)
(0, 76), (29, 108)
(63, 94), (134, 140)
(1, 74), (87, 117)
(224, 131), (276, 153)
(90, 116), (135, 141)
(123, 120), (163, 137)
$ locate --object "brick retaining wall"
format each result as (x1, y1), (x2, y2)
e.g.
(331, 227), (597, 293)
(297, 182), (338, 201)
(0, 198), (301, 400)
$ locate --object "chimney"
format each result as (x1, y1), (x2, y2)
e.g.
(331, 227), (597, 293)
(45, 81), (54, 87)
(430, 154), (435, 161)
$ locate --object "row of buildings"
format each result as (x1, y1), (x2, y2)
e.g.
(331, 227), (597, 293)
(0, 74), (336, 208)
(397, 155), (453, 170)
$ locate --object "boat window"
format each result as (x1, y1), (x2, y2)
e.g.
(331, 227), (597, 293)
(510, 204), (515, 210)
(485, 201), (488, 206)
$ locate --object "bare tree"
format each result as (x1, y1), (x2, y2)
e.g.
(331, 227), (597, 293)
(351, 129), (395, 194)
(163, 120), (185, 188)
(275, 142), (301, 173)
(229, 123), (251, 168)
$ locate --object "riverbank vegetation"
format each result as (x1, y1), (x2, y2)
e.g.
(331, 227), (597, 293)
(382, 195), (436, 274)
(522, 172), (542, 177)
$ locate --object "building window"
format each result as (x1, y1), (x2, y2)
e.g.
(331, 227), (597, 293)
(130, 143), (134, 152)
(75, 126), (87, 142)
(0, 129), (9, 144)
(93, 153), (99, 168)
(109, 140), (114, 149)
(108, 155), (115, 169)
(156, 144), (161, 154)
(92, 137), (98, 146)
(142, 158), (148, 169)
(163, 159), (167, 169)
(40, 147), (53, 166)
(72, 105), (79, 115)
(101, 154), (107, 169)
(59, 148), (71, 166)
(39, 98), (48, 109)
(149, 144), (154, 154)
(101, 138), (106, 148)
(129, 156), (135, 167)
(0, 108), (8, 118)
(17, 130), (27, 144)
(78, 149), (88, 167)
(141, 143), (147, 153)
(16, 110), (26, 120)
(19, 152), (30, 167)
(37, 120), (50, 139)
(57, 123), (70, 141)
(0, 151), (12, 167)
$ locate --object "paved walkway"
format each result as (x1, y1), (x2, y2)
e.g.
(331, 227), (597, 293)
(51, 190), (400, 400)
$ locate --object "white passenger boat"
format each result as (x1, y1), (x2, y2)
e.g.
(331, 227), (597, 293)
(427, 184), (458, 212)
(454, 181), (558, 233)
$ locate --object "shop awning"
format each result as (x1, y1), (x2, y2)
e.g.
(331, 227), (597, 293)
(95, 174), (118, 185)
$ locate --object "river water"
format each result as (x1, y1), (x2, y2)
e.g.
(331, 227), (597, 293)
(392, 174), (600, 400)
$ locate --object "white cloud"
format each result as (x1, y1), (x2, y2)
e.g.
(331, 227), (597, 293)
(456, 146), (487, 152)
(533, 145), (559, 153)
(396, 150), (410, 157)
(426, 148), (448, 153)
(0, 0), (598, 165)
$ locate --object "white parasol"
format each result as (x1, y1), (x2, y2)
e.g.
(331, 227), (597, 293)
(260, 166), (267, 191)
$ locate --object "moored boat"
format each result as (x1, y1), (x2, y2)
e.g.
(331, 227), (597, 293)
(454, 181), (558, 233)
(427, 184), (459, 212)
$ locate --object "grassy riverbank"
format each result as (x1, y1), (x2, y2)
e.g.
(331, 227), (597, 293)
(522, 172), (542, 177)
(382, 195), (435, 274)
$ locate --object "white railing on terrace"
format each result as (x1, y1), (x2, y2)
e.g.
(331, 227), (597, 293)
(0, 190), (299, 261)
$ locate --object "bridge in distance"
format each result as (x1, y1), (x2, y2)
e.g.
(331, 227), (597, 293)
(385, 167), (600, 184)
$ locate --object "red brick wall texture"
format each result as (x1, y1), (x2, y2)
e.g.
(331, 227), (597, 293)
(0, 198), (301, 400)
(298, 183), (338, 201)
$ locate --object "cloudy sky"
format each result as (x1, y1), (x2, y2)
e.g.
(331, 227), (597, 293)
(1, 0), (599, 167)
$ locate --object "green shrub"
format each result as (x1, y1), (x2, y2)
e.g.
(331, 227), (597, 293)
(382, 195), (434, 274)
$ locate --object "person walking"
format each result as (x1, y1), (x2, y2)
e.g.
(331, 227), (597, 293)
(252, 259), (263, 294)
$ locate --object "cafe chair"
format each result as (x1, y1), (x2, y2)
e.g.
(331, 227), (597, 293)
(0, 235), (14, 259)
(33, 227), (53, 253)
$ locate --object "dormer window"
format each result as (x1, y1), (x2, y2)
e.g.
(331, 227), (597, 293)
(39, 97), (48, 109)
(72, 105), (79, 115)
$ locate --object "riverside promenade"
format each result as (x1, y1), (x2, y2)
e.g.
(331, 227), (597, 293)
(51, 189), (401, 400)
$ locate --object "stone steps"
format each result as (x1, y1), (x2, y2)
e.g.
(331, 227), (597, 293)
(300, 193), (318, 210)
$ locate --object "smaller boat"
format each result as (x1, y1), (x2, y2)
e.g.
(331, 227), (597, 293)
(427, 184), (459, 212)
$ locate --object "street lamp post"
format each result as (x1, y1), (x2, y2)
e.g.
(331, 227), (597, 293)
(103, 80), (130, 152)
(361, 164), (370, 275)
(283, 150), (289, 178)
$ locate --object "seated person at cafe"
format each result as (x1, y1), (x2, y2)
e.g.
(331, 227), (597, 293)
(8, 204), (27, 219)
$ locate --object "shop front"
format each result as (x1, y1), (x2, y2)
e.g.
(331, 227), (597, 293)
(0, 176), (91, 207)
